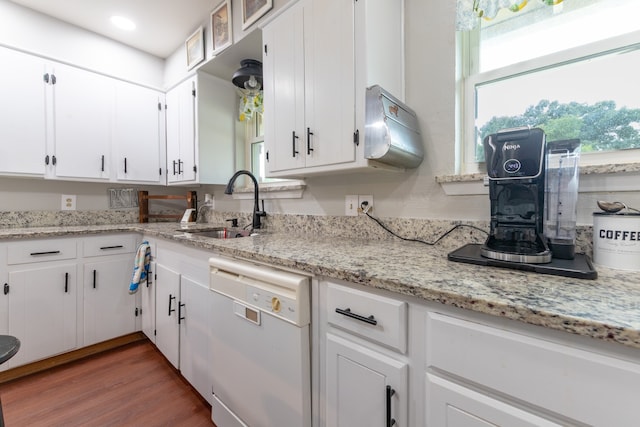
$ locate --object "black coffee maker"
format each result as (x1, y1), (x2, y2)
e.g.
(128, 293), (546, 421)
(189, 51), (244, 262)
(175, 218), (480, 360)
(481, 127), (552, 264)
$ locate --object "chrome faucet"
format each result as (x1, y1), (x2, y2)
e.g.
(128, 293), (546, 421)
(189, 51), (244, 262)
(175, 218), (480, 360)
(224, 170), (266, 230)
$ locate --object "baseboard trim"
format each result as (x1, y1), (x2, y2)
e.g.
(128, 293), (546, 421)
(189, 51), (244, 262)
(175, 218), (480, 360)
(0, 332), (147, 384)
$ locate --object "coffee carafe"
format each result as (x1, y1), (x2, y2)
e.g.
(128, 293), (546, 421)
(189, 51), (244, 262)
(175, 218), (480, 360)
(544, 139), (581, 260)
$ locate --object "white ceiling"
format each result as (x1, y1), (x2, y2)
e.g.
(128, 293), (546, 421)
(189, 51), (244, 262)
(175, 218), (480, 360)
(9, 0), (219, 58)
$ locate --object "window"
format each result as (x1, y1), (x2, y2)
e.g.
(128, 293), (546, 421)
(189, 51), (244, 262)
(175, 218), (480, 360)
(460, 0), (640, 173)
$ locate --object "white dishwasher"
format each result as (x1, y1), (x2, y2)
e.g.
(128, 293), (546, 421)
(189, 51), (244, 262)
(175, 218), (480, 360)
(209, 256), (311, 427)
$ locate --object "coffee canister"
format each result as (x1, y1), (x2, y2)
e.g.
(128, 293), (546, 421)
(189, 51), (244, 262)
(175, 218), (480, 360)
(592, 212), (640, 271)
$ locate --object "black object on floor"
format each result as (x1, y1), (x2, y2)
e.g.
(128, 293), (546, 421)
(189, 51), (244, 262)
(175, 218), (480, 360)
(448, 243), (598, 280)
(0, 335), (20, 427)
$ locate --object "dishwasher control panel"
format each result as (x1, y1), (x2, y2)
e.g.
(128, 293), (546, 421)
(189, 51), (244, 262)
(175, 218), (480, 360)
(210, 255), (310, 327)
(246, 283), (299, 324)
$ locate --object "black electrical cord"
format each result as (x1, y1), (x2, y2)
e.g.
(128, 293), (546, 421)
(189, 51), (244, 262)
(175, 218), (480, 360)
(362, 204), (488, 246)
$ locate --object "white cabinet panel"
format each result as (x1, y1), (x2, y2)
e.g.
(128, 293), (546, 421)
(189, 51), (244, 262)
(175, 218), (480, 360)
(325, 333), (407, 427)
(179, 276), (212, 404)
(426, 374), (561, 427)
(0, 47), (46, 176)
(83, 258), (137, 346)
(166, 77), (196, 183)
(141, 260), (156, 343)
(113, 82), (163, 183)
(7, 264), (77, 367)
(50, 62), (113, 180)
(326, 281), (407, 353)
(426, 312), (640, 426)
(262, 1), (306, 173)
(154, 263), (181, 368)
(0, 245), (7, 341)
(303, 0), (356, 168)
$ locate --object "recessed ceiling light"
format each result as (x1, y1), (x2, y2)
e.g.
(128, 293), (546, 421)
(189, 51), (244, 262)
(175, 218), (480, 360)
(110, 16), (136, 31)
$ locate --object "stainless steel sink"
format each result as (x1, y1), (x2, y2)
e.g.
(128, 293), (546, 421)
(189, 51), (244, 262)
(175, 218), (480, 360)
(181, 227), (251, 239)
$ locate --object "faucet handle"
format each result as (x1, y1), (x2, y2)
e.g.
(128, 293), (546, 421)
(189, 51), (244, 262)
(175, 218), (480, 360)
(226, 218), (239, 227)
(257, 200), (267, 217)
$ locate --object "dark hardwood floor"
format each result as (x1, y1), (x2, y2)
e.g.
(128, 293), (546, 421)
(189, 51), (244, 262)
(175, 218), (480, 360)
(0, 340), (214, 426)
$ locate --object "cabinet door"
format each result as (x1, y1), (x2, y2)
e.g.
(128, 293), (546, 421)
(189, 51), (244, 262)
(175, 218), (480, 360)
(263, 1), (307, 174)
(83, 258), (137, 346)
(179, 276), (212, 404)
(166, 77), (196, 183)
(326, 333), (407, 427)
(155, 263), (180, 368)
(51, 62), (113, 180)
(114, 82), (163, 183)
(141, 260), (156, 343)
(426, 374), (562, 427)
(304, 0), (356, 168)
(0, 246), (7, 340)
(7, 264), (77, 368)
(0, 47), (47, 176)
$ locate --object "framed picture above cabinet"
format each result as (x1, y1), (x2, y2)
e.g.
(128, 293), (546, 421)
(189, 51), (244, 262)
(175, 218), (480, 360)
(186, 26), (205, 70)
(242, 0), (272, 30)
(211, 0), (232, 56)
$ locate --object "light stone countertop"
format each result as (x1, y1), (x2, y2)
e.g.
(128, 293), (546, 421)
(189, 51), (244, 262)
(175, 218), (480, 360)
(1, 222), (639, 350)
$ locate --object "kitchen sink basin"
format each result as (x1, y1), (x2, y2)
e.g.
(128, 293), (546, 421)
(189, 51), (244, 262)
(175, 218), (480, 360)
(180, 227), (251, 239)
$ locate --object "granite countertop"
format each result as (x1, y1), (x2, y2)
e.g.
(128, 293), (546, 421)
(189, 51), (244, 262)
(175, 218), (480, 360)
(1, 223), (639, 350)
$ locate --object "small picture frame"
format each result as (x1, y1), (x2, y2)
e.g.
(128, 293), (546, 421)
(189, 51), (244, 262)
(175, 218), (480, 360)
(211, 0), (233, 56)
(186, 26), (205, 70)
(242, 0), (273, 30)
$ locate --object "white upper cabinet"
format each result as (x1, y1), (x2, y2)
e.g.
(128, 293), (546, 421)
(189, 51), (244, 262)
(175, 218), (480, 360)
(166, 77), (197, 184)
(262, 0), (404, 178)
(262, 1), (307, 173)
(0, 47), (47, 177)
(0, 46), (164, 184)
(48, 62), (113, 181)
(165, 73), (236, 185)
(303, 0), (357, 169)
(113, 82), (164, 184)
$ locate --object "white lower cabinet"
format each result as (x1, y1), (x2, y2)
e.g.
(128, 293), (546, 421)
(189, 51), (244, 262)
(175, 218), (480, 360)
(425, 374), (561, 427)
(321, 279), (409, 426)
(2, 234), (139, 370)
(141, 259), (156, 344)
(316, 279), (640, 427)
(0, 245), (7, 338)
(149, 239), (213, 404)
(425, 311), (640, 427)
(7, 263), (77, 368)
(83, 258), (137, 346)
(179, 276), (212, 404)
(325, 333), (407, 427)
(154, 263), (181, 369)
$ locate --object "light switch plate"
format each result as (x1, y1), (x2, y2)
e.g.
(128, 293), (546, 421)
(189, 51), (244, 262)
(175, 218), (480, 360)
(345, 195), (358, 216)
(61, 194), (76, 211)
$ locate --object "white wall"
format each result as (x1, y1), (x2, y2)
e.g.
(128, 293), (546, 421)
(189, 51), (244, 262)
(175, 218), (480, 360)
(209, 0), (640, 225)
(0, 0), (164, 88)
(211, 0), (489, 221)
(1, 0), (639, 225)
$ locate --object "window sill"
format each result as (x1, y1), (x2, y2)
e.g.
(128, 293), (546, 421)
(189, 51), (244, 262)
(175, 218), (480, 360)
(437, 163), (640, 195)
(229, 180), (306, 200)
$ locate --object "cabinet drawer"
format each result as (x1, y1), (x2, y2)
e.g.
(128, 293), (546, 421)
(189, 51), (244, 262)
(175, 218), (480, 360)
(7, 238), (77, 265)
(326, 282), (407, 353)
(426, 312), (640, 426)
(82, 234), (138, 257)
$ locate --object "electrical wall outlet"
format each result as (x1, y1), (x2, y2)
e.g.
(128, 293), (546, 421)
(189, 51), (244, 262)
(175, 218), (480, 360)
(358, 195), (373, 215)
(61, 194), (76, 211)
(345, 195), (358, 216)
